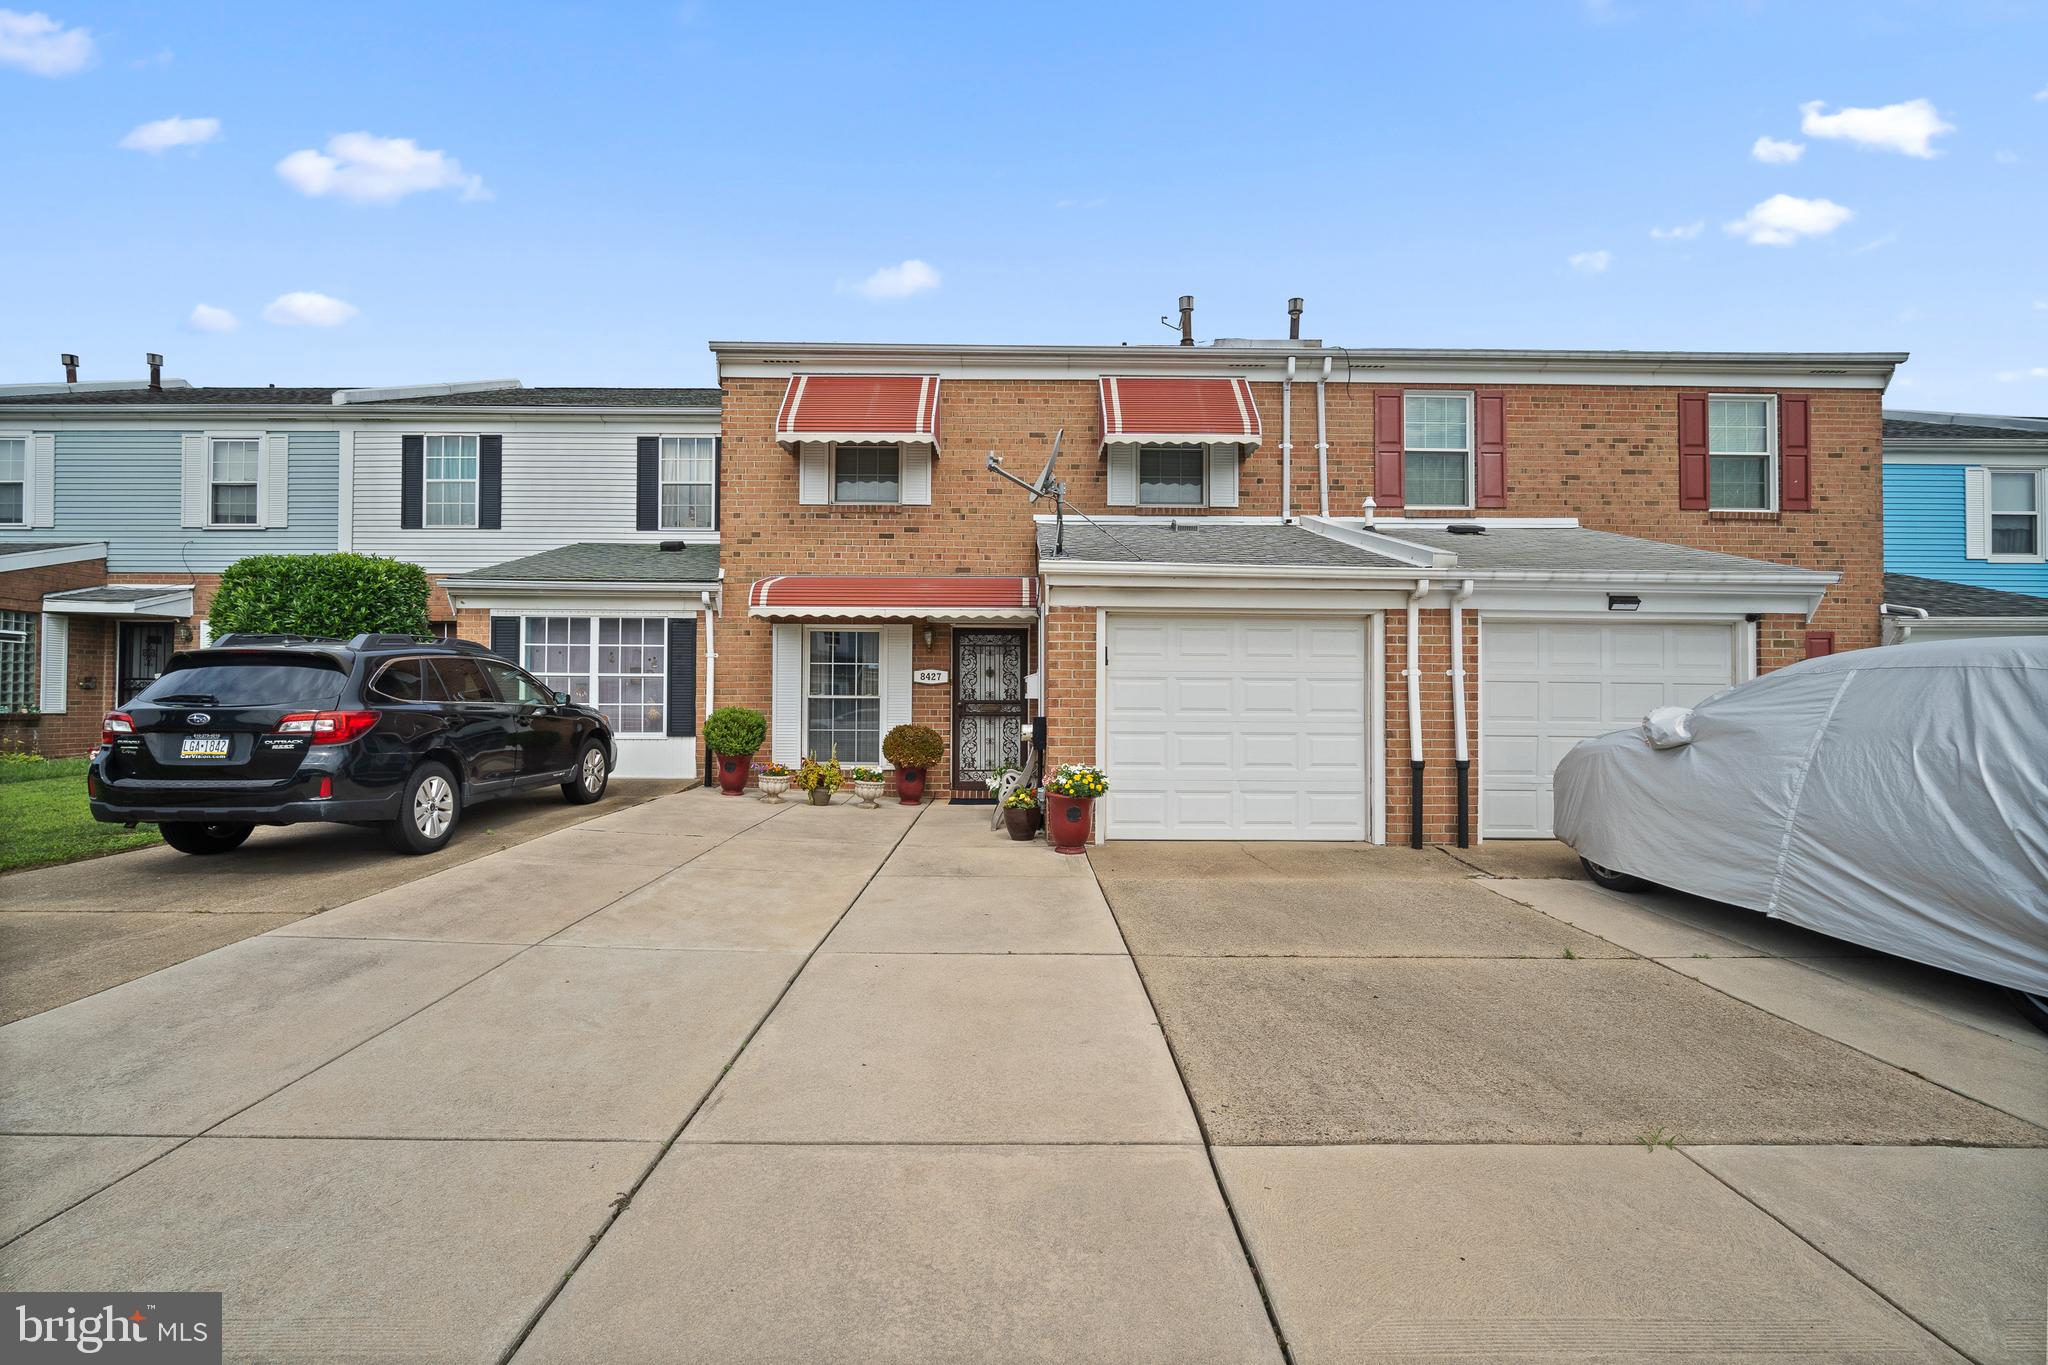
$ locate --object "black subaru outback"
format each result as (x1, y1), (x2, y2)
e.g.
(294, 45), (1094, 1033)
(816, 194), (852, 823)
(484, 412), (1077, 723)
(89, 633), (615, 856)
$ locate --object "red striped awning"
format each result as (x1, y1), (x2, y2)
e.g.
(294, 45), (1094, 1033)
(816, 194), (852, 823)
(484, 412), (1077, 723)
(748, 576), (1037, 621)
(1098, 375), (1261, 450)
(776, 374), (941, 450)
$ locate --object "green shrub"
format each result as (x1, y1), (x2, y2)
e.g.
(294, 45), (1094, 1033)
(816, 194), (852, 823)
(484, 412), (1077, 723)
(882, 724), (943, 769)
(703, 705), (766, 756)
(209, 554), (431, 640)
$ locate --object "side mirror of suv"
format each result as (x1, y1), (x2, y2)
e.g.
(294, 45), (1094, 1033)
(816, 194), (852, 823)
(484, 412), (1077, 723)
(553, 690), (573, 706)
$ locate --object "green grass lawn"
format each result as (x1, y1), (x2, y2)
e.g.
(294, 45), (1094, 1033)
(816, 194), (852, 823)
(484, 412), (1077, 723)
(0, 756), (162, 873)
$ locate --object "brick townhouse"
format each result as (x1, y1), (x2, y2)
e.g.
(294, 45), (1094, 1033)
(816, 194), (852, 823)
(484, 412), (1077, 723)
(710, 319), (1896, 845)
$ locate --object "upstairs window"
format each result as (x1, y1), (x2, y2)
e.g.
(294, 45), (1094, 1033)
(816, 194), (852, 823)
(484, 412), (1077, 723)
(1137, 444), (1205, 506)
(0, 437), (24, 526)
(1990, 469), (2043, 559)
(834, 445), (900, 504)
(660, 436), (716, 529)
(1403, 393), (1472, 507)
(1708, 396), (1775, 511)
(209, 437), (261, 526)
(424, 434), (479, 528)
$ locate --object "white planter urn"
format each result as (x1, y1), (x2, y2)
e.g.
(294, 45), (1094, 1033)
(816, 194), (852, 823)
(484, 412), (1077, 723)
(852, 778), (886, 808)
(757, 773), (792, 802)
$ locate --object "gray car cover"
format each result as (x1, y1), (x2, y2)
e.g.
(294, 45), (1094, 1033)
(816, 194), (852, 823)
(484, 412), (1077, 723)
(1554, 635), (2048, 995)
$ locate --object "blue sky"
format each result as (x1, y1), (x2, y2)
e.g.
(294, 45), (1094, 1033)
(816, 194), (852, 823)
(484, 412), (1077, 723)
(2, 1), (2042, 411)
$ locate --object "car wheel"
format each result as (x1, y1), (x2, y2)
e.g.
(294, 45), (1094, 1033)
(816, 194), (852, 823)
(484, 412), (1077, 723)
(562, 740), (609, 805)
(1580, 856), (1646, 892)
(159, 821), (255, 856)
(2007, 990), (2048, 1036)
(387, 762), (460, 855)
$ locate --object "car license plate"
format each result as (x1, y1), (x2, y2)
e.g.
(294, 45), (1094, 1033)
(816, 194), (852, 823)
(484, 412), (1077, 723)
(180, 733), (232, 760)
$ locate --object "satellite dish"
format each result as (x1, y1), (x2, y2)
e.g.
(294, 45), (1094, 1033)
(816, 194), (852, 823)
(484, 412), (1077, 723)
(1029, 428), (1063, 503)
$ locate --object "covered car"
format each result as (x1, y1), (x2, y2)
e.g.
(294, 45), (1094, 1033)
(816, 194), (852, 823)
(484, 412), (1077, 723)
(1553, 636), (2048, 997)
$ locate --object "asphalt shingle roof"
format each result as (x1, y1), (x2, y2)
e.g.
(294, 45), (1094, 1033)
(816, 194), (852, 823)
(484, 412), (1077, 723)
(0, 541), (97, 556)
(444, 542), (721, 584)
(45, 585), (188, 605)
(1883, 417), (2046, 441)
(0, 385), (722, 409)
(1378, 525), (1827, 577)
(1882, 573), (2048, 618)
(0, 386), (344, 406)
(1037, 520), (1411, 568)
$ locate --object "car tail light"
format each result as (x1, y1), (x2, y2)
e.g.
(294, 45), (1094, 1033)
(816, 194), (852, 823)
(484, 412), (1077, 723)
(102, 712), (135, 744)
(315, 776), (333, 799)
(275, 710), (380, 744)
(86, 770), (100, 798)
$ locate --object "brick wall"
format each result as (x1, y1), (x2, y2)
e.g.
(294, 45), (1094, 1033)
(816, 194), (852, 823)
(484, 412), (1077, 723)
(1, 558), (113, 756)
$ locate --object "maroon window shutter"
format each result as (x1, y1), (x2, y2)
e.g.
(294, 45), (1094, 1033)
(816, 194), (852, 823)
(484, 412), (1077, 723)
(1475, 391), (1507, 508)
(1780, 394), (1812, 511)
(1373, 390), (1405, 508)
(1677, 392), (1709, 510)
(1804, 630), (1835, 659)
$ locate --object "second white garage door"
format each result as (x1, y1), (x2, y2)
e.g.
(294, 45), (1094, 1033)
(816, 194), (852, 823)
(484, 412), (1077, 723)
(1480, 619), (1739, 839)
(1102, 615), (1369, 840)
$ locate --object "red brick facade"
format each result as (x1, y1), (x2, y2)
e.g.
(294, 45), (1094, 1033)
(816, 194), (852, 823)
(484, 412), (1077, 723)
(715, 366), (1885, 839)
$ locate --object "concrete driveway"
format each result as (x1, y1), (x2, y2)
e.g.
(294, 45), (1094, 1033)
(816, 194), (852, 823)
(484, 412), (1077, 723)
(0, 777), (690, 1024)
(1, 805), (2041, 1365)
(1095, 839), (2048, 1365)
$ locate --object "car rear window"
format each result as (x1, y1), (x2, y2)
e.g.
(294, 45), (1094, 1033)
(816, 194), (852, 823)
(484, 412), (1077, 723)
(136, 654), (348, 709)
(369, 657), (430, 703)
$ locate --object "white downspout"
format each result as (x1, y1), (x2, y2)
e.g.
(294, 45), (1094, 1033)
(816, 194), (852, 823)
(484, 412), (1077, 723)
(1281, 355), (1295, 521)
(699, 589), (716, 719)
(1404, 577), (1429, 848)
(1448, 579), (1474, 847)
(1316, 355), (1332, 518)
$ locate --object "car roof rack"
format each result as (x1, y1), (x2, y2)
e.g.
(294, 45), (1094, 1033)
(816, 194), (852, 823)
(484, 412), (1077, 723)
(345, 633), (432, 650)
(208, 633), (341, 647)
(436, 638), (498, 657)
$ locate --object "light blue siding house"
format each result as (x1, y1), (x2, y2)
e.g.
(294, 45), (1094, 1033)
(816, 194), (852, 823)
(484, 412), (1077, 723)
(1881, 412), (2048, 642)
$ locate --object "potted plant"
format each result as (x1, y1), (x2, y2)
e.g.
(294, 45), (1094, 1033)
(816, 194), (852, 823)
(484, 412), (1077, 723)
(757, 761), (794, 802)
(882, 724), (944, 806)
(1044, 763), (1108, 855)
(703, 706), (766, 797)
(1001, 786), (1039, 841)
(795, 754), (844, 806)
(848, 766), (887, 808)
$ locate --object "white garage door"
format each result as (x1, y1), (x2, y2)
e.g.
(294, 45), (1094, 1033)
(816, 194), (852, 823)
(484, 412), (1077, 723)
(1103, 615), (1369, 840)
(1480, 620), (1738, 839)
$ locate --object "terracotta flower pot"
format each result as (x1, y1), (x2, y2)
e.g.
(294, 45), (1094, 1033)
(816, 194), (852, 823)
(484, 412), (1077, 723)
(715, 753), (752, 796)
(1046, 795), (1092, 854)
(895, 766), (927, 805)
(1003, 806), (1036, 841)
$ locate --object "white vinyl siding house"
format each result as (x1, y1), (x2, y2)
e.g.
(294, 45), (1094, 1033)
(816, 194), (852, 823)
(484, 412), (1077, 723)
(349, 419), (720, 572)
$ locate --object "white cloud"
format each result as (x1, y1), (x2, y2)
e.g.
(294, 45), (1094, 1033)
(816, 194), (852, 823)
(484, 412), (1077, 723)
(1567, 250), (1613, 274)
(847, 259), (941, 300)
(1853, 232), (1898, 254)
(1649, 221), (1703, 241)
(186, 303), (238, 333)
(2035, 86), (2047, 102)
(2035, 300), (2048, 311)
(1799, 98), (1954, 158)
(263, 291), (358, 327)
(0, 8), (94, 75)
(1994, 367), (2048, 382)
(1724, 193), (1854, 246)
(276, 132), (488, 204)
(119, 115), (220, 153)
(1750, 136), (1805, 165)
(1993, 149), (2022, 165)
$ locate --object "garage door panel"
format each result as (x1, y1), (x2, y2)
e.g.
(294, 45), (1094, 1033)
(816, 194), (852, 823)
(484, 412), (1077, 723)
(1482, 620), (1736, 839)
(1105, 614), (1369, 841)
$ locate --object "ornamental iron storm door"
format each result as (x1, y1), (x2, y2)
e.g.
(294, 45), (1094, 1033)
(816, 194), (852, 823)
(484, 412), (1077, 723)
(951, 629), (1027, 799)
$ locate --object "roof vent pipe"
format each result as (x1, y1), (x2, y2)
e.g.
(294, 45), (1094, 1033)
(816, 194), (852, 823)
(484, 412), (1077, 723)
(1177, 295), (1194, 347)
(146, 353), (164, 392)
(60, 354), (78, 384)
(1288, 298), (1304, 341)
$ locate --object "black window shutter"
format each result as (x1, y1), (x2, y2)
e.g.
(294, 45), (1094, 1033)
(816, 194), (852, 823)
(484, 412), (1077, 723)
(636, 436), (660, 531)
(478, 435), (503, 529)
(401, 435), (425, 529)
(489, 615), (520, 662)
(712, 436), (722, 530)
(666, 616), (697, 737)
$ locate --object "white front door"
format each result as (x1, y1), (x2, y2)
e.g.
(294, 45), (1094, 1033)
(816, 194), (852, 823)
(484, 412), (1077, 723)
(1103, 614), (1369, 840)
(1479, 619), (1739, 838)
